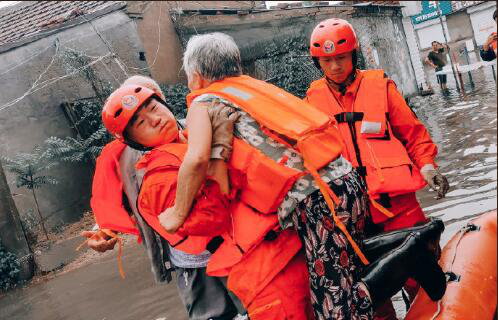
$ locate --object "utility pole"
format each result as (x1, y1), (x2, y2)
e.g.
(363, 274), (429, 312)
(436, 1), (463, 92)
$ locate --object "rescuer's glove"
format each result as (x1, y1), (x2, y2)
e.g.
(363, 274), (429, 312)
(207, 100), (240, 162)
(420, 164), (450, 199)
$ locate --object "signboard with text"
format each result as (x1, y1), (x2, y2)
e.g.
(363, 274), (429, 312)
(411, 1), (453, 24)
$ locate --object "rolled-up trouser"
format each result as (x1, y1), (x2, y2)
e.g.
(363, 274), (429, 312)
(175, 267), (244, 320)
(370, 192), (428, 320)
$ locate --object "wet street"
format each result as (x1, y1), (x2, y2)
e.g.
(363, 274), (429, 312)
(0, 69), (496, 320)
(0, 244), (189, 320)
(411, 67), (497, 246)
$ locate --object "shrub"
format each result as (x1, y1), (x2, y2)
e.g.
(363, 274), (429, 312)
(0, 240), (20, 291)
(160, 83), (190, 119)
(253, 36), (323, 98)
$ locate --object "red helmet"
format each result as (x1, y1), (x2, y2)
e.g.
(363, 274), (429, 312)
(310, 18), (359, 57)
(102, 84), (156, 141)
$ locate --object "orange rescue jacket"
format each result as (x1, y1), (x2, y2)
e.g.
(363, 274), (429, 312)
(187, 75), (348, 269)
(91, 140), (140, 235)
(136, 143), (231, 255)
(306, 70), (427, 201)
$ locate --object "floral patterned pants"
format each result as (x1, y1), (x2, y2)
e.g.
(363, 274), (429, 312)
(292, 170), (374, 320)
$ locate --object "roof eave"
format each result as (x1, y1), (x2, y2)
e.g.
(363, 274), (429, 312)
(0, 2), (126, 55)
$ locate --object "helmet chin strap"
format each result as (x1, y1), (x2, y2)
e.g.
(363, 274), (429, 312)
(326, 71), (357, 96)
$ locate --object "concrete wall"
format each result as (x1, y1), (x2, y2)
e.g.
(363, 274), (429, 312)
(446, 11), (474, 42)
(468, 2), (497, 46)
(127, 1), (264, 84)
(127, 1), (185, 84)
(0, 163), (33, 280)
(353, 13), (419, 96)
(0, 9), (149, 230)
(172, 5), (420, 95)
(401, 16), (428, 90)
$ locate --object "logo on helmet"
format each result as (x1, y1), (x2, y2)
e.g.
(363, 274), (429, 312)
(122, 95), (139, 110)
(323, 40), (335, 54)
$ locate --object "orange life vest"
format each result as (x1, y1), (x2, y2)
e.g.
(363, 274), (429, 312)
(91, 140), (139, 235)
(306, 70), (427, 201)
(136, 143), (222, 255)
(204, 138), (296, 276)
(187, 75), (369, 273)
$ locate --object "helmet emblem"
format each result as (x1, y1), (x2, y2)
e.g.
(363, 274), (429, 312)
(323, 40), (335, 54)
(122, 95), (139, 110)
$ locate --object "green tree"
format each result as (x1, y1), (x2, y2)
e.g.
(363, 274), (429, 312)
(1, 147), (58, 240)
(43, 126), (110, 164)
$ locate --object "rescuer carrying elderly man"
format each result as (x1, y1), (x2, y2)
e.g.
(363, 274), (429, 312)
(305, 18), (450, 319)
(83, 75), (247, 319)
(158, 32), (446, 320)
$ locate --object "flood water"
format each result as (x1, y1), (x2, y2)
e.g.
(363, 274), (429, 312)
(411, 67), (497, 246)
(0, 69), (496, 320)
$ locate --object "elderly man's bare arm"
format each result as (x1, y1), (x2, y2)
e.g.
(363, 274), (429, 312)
(159, 102), (212, 233)
(158, 100), (239, 233)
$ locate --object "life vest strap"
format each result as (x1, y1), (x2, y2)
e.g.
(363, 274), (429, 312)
(334, 112), (364, 124)
(170, 235), (189, 248)
(303, 161), (370, 265)
(370, 198), (395, 218)
(356, 166), (367, 177)
(206, 235), (224, 254)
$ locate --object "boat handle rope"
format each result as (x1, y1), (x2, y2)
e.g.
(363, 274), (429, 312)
(429, 222), (480, 320)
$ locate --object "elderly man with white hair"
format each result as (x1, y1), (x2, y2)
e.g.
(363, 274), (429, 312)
(158, 33), (446, 320)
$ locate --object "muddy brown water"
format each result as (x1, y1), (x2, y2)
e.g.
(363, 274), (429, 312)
(1, 70), (496, 320)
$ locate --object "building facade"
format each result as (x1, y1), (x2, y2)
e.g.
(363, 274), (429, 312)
(400, 1), (497, 89)
(0, 1), (149, 233)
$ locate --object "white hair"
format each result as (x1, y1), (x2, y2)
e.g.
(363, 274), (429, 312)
(182, 32), (242, 82)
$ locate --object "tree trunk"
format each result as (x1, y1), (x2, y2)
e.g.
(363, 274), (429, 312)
(31, 188), (49, 240)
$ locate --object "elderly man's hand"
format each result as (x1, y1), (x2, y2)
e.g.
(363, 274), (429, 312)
(207, 100), (241, 162)
(420, 164), (450, 199)
(159, 206), (186, 234)
(81, 230), (117, 253)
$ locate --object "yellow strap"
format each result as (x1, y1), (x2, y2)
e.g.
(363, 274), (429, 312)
(76, 229), (125, 279)
(369, 197), (395, 218)
(364, 140), (385, 183)
(357, 141), (395, 218)
(304, 162), (370, 266)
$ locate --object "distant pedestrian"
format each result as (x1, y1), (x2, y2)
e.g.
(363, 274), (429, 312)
(480, 9), (497, 62)
(425, 41), (449, 91)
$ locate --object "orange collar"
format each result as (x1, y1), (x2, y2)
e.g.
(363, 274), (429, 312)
(326, 70), (363, 104)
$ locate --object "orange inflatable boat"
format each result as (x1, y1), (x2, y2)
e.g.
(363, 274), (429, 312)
(405, 210), (497, 320)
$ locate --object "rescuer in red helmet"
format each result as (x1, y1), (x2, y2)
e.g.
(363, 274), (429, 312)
(306, 18), (450, 320)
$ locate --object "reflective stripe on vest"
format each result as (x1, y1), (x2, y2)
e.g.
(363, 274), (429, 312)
(188, 75), (369, 266)
(306, 70), (427, 201)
